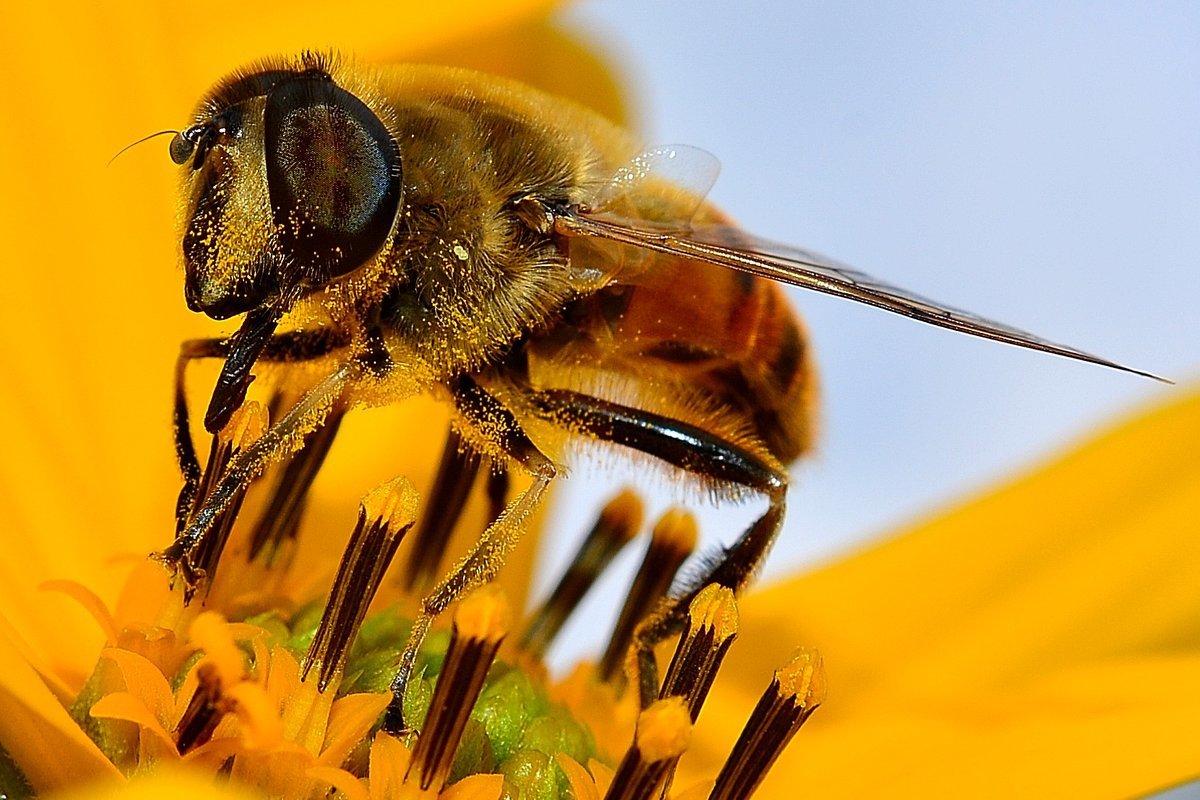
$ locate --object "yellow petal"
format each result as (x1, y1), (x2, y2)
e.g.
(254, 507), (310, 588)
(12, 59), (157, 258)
(41, 581), (119, 646)
(587, 759), (615, 797)
(47, 765), (257, 800)
(691, 386), (1200, 797)
(369, 731), (412, 800)
(0, 625), (122, 792)
(319, 692), (392, 767)
(89, 691), (178, 762)
(0, 610), (76, 706)
(755, 655), (1200, 799)
(555, 753), (600, 800)
(442, 773), (505, 800)
(734, 387), (1200, 694)
(99, 648), (176, 727)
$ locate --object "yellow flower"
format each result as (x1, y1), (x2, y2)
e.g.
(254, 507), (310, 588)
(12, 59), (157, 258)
(2, 3), (1199, 800)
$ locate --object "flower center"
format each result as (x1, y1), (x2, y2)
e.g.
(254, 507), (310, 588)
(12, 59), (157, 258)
(59, 399), (823, 799)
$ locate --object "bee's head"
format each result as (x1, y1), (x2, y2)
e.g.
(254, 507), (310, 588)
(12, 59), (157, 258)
(173, 54), (402, 320)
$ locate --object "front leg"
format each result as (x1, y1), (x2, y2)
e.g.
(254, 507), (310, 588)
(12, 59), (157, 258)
(173, 328), (350, 533)
(161, 355), (360, 578)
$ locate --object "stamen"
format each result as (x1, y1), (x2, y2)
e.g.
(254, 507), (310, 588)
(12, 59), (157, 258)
(659, 584), (738, 721)
(247, 406), (344, 564)
(302, 476), (418, 691)
(175, 612), (246, 753)
(599, 509), (697, 683)
(188, 402), (268, 595)
(173, 663), (226, 753)
(709, 648), (826, 800)
(402, 427), (484, 592)
(405, 585), (511, 793)
(521, 490), (643, 656)
(604, 696), (692, 800)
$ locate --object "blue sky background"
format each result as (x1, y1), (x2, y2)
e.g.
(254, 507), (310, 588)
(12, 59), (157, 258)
(532, 1), (1199, 667)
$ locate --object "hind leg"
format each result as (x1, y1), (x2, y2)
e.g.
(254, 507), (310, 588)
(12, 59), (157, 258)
(528, 388), (788, 706)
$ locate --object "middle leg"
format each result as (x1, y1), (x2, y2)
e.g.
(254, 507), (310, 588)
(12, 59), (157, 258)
(386, 374), (555, 729)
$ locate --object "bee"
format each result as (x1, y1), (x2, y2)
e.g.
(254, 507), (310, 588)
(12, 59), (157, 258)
(159, 52), (1158, 712)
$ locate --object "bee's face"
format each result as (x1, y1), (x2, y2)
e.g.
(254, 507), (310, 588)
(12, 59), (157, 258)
(173, 63), (402, 319)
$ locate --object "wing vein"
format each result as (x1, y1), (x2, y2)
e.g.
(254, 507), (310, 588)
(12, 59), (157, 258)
(556, 210), (1166, 382)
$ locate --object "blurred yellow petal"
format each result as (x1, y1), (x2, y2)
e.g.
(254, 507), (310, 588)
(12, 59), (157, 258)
(48, 766), (256, 800)
(736, 386), (1200, 689)
(42, 581), (119, 647)
(0, 626), (122, 792)
(189, 612), (248, 688)
(687, 385), (1200, 798)
(225, 680), (286, 752)
(788, 654), (1200, 798)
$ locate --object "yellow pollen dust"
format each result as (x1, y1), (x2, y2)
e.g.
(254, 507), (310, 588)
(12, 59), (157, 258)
(635, 697), (693, 763)
(360, 475), (420, 531)
(221, 400), (269, 449)
(688, 584), (738, 641)
(776, 647), (827, 707)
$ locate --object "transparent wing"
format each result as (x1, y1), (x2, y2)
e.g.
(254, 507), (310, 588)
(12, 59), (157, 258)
(587, 144), (721, 228)
(555, 208), (1166, 382)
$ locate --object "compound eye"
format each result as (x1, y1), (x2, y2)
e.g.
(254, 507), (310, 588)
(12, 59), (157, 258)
(169, 128), (197, 165)
(264, 76), (402, 280)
